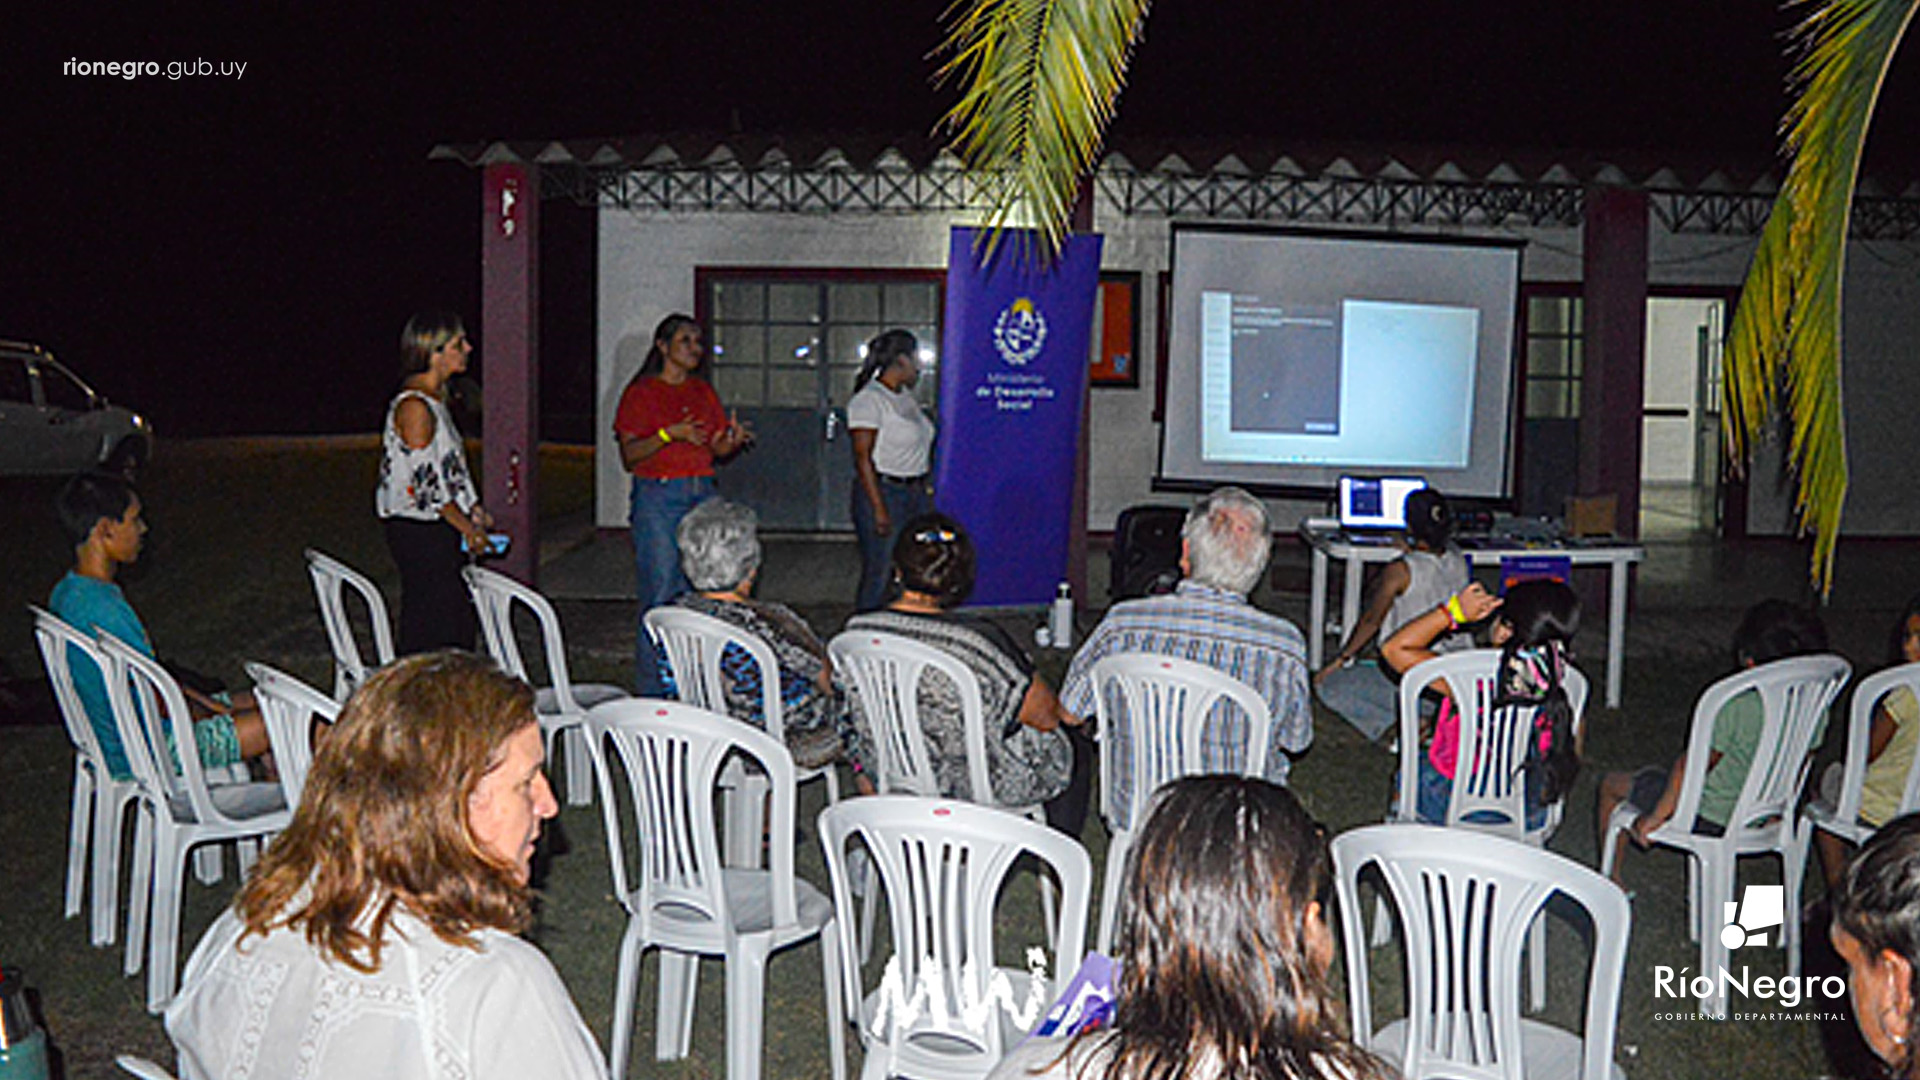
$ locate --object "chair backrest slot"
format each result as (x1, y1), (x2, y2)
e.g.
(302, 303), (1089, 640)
(1335, 824), (1630, 1080)
(829, 631), (991, 803)
(304, 549), (394, 700)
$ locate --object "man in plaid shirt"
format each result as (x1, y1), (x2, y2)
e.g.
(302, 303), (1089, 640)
(1061, 487), (1312, 830)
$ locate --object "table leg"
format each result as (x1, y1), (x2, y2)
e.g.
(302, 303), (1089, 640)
(1341, 556), (1364, 655)
(1309, 548), (1329, 669)
(1607, 560), (1628, 708)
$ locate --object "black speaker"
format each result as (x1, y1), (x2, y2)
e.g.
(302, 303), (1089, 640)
(1110, 505), (1187, 601)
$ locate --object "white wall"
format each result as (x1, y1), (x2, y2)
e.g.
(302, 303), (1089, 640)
(1641, 297), (1717, 484)
(596, 212), (957, 527)
(595, 201), (1920, 536)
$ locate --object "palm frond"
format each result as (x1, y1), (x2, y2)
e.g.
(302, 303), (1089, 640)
(936, 0), (1151, 260)
(1725, 0), (1917, 592)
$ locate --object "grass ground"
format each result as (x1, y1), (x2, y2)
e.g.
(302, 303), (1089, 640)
(0, 441), (1887, 1078)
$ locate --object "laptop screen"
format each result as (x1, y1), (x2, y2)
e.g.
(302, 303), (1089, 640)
(1339, 476), (1428, 530)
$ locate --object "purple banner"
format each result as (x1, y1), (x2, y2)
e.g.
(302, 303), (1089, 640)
(935, 227), (1104, 606)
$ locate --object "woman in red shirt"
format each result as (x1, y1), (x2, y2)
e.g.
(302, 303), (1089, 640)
(613, 313), (751, 690)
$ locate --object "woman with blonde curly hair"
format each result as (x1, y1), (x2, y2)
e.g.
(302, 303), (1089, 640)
(166, 651), (606, 1080)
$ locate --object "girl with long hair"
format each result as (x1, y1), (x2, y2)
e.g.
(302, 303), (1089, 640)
(1382, 577), (1582, 826)
(1315, 487), (1471, 742)
(989, 776), (1391, 1080)
(613, 313), (753, 691)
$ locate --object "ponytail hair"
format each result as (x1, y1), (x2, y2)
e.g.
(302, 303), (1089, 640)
(853, 329), (918, 395)
(891, 511), (973, 608)
(1493, 579), (1582, 805)
(638, 313), (701, 379)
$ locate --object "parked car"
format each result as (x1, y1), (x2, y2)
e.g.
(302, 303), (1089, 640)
(0, 340), (152, 476)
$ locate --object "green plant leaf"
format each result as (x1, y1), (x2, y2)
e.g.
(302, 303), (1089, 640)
(936, 0), (1151, 260)
(1725, 0), (1917, 593)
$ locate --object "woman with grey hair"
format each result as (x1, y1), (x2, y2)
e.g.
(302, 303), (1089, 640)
(653, 498), (862, 774)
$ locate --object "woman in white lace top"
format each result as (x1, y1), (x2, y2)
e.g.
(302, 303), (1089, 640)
(166, 652), (606, 1080)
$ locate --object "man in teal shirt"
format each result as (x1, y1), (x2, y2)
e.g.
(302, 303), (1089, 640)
(48, 473), (269, 779)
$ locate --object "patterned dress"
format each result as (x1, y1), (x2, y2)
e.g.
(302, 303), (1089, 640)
(656, 593), (861, 771)
(844, 609), (1072, 808)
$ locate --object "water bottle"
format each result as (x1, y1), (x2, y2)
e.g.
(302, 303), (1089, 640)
(1049, 582), (1074, 650)
(0, 968), (50, 1080)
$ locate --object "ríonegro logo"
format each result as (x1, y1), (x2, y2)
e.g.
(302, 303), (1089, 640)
(1721, 884), (1784, 949)
(1653, 884), (1847, 1010)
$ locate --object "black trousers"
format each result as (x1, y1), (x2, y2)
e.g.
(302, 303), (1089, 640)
(384, 517), (477, 655)
(1045, 724), (1097, 839)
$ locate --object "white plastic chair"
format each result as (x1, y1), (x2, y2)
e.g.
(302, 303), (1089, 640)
(829, 629), (1059, 954)
(115, 1056), (176, 1080)
(1802, 660), (1920, 849)
(1387, 649), (1590, 1009)
(465, 565), (626, 806)
(646, 605), (842, 866)
(819, 795), (1092, 1080)
(245, 661), (339, 808)
(584, 699), (842, 1080)
(304, 548), (394, 701)
(1392, 649), (1591, 840)
(1600, 653), (1850, 1014)
(1334, 824), (1631, 1080)
(97, 632), (292, 1013)
(829, 630), (985, 801)
(1088, 652), (1272, 953)
(31, 605), (144, 948)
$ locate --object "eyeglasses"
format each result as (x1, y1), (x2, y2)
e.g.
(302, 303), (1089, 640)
(913, 527), (957, 544)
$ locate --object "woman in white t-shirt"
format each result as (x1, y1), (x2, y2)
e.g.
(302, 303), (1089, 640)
(846, 328), (937, 610)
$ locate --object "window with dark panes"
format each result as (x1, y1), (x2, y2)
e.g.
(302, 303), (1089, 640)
(703, 274), (943, 411)
(1524, 296), (1582, 419)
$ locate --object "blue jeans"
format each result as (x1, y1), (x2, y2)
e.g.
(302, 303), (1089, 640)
(630, 474), (714, 692)
(1412, 754), (1549, 830)
(1315, 660), (1399, 743)
(853, 476), (935, 612)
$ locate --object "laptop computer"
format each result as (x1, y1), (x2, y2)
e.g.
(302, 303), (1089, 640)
(1337, 476), (1428, 540)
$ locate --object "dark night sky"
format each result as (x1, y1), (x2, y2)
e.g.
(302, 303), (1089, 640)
(2, 2), (1912, 438)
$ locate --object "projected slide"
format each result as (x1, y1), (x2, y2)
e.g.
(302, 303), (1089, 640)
(1160, 227), (1521, 499)
(1200, 295), (1478, 468)
(1220, 296), (1341, 436)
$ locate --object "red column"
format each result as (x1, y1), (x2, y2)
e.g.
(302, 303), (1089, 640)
(481, 162), (540, 583)
(1578, 186), (1649, 538)
(1067, 181), (1096, 604)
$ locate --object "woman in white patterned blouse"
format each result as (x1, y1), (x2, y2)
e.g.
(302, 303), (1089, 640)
(167, 652), (606, 1080)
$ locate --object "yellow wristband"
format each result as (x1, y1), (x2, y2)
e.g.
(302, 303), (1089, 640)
(657, 427), (672, 444)
(1445, 594), (1468, 628)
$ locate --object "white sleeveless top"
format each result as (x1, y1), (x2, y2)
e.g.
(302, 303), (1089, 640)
(376, 389), (478, 521)
(1384, 546), (1472, 652)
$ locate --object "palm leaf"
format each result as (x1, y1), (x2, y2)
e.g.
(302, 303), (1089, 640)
(936, 0), (1151, 260)
(1725, 0), (1917, 592)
